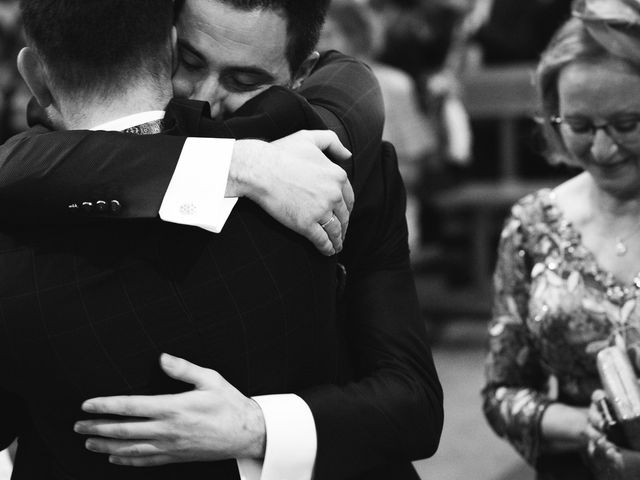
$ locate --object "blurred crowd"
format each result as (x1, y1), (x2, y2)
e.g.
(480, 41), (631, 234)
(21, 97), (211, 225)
(317, 0), (574, 259)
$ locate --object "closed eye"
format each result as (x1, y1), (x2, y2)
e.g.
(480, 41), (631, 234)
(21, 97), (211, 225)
(610, 116), (640, 133)
(178, 44), (205, 71)
(219, 70), (275, 93)
(563, 117), (593, 134)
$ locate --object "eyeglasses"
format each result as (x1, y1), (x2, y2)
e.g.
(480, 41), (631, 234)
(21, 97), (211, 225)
(550, 114), (640, 145)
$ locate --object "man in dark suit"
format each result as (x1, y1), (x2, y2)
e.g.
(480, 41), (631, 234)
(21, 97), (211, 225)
(1, 1), (359, 479)
(0, 0), (443, 479)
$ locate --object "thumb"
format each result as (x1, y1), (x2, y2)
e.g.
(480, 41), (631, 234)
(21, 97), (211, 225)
(310, 130), (351, 161)
(160, 353), (211, 389)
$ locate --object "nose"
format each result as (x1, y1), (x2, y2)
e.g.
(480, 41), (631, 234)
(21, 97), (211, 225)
(590, 128), (618, 162)
(194, 77), (225, 119)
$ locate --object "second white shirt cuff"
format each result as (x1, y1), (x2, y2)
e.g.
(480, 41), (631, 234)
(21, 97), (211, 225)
(237, 394), (317, 480)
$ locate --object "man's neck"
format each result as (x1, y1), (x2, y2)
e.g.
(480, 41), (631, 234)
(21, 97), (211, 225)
(57, 83), (172, 130)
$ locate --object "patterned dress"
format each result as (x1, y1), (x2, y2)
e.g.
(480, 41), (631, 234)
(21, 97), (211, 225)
(483, 189), (640, 479)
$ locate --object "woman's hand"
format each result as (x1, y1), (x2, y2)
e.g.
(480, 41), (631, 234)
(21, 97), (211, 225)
(585, 389), (640, 480)
(539, 402), (590, 452)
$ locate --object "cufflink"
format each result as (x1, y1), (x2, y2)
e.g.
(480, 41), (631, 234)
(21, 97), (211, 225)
(81, 201), (93, 213)
(179, 203), (197, 216)
(95, 200), (108, 213)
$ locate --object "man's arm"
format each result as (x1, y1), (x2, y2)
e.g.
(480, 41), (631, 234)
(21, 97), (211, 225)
(0, 127), (184, 221)
(300, 142), (443, 479)
(0, 96), (352, 254)
(0, 388), (28, 451)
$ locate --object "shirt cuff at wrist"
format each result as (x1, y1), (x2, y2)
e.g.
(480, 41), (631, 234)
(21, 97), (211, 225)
(237, 394), (317, 480)
(159, 137), (236, 232)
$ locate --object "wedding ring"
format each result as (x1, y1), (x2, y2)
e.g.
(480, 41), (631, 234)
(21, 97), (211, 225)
(320, 215), (336, 229)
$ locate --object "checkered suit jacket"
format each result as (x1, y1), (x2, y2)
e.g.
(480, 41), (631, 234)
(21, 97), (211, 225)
(0, 92), (341, 479)
(0, 52), (443, 480)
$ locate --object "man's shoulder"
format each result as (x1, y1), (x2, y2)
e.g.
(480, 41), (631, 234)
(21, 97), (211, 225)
(2, 125), (51, 144)
(316, 50), (369, 71)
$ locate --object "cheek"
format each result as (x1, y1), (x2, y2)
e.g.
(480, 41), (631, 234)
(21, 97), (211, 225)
(567, 141), (589, 160)
(171, 68), (196, 99)
(561, 135), (591, 165)
(625, 142), (640, 158)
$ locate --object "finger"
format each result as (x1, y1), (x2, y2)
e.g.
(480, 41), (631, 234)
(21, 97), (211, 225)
(321, 216), (343, 253)
(306, 224), (335, 256)
(109, 454), (176, 467)
(595, 434), (615, 452)
(587, 404), (603, 429)
(308, 130), (351, 161)
(585, 424), (605, 443)
(85, 438), (161, 457)
(82, 395), (173, 418)
(75, 419), (163, 440)
(158, 353), (213, 389)
(596, 435), (622, 464)
(333, 200), (350, 242)
(342, 178), (354, 214)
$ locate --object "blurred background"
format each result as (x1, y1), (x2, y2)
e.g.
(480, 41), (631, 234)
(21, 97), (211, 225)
(0, 0), (580, 478)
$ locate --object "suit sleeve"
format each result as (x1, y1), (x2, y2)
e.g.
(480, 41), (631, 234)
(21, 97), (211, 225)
(299, 51), (385, 195)
(298, 143), (443, 479)
(0, 127), (186, 221)
(300, 53), (443, 479)
(0, 389), (27, 450)
(0, 91), (325, 223)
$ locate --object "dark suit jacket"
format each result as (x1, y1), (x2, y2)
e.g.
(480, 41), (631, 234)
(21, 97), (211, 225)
(0, 51), (443, 480)
(0, 90), (346, 479)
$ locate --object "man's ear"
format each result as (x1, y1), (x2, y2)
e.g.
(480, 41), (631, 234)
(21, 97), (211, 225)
(291, 51), (320, 90)
(170, 26), (179, 75)
(17, 47), (53, 108)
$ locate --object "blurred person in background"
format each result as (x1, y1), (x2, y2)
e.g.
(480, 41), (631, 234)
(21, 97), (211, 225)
(320, 0), (475, 261)
(474, 0), (573, 65)
(0, 0), (28, 141)
(469, 0), (574, 180)
(483, 1), (640, 478)
(370, 0), (473, 173)
(318, 0), (436, 255)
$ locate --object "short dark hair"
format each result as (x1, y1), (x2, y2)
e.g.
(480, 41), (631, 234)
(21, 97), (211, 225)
(20, 0), (174, 98)
(175, 0), (329, 71)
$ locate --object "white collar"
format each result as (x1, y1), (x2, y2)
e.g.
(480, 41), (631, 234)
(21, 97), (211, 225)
(90, 111), (166, 132)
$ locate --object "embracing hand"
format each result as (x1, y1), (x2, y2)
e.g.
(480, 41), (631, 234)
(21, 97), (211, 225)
(74, 354), (266, 467)
(230, 130), (353, 256)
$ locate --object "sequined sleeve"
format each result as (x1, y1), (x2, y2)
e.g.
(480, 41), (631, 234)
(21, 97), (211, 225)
(482, 207), (552, 465)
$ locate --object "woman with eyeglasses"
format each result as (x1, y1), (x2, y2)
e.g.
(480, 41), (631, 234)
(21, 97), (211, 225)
(483, 0), (640, 478)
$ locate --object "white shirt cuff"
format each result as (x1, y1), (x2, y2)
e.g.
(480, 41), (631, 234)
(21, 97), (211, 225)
(159, 137), (238, 233)
(237, 394), (317, 480)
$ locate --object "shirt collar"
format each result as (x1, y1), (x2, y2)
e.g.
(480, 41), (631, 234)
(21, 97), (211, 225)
(90, 111), (166, 132)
